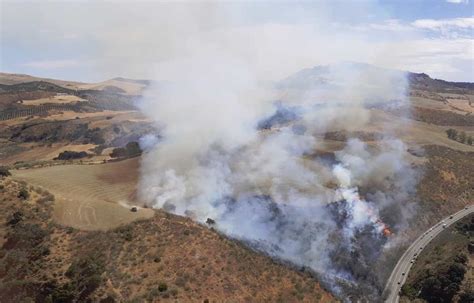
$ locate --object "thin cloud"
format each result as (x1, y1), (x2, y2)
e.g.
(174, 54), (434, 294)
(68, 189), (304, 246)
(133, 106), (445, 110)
(445, 0), (469, 4)
(412, 17), (474, 30)
(22, 59), (80, 69)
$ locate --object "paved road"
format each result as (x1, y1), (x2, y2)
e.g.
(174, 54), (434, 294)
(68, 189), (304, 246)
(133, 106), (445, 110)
(384, 204), (474, 303)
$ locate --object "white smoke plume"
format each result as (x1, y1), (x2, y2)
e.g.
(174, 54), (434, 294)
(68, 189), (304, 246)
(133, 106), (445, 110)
(135, 3), (418, 300)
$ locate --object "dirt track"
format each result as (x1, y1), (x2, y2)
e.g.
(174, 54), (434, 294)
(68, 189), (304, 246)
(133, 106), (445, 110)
(12, 158), (154, 230)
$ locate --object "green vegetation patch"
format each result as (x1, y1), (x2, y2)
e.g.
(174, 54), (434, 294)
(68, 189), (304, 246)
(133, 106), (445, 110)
(401, 214), (473, 303)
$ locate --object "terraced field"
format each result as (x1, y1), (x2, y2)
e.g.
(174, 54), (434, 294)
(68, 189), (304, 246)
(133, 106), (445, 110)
(12, 158), (154, 230)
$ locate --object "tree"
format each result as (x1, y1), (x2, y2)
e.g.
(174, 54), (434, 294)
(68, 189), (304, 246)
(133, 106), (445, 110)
(54, 151), (89, 160)
(125, 142), (141, 156)
(400, 284), (417, 299)
(459, 290), (474, 303)
(110, 142), (142, 158)
(459, 131), (467, 144)
(0, 166), (11, 177)
(110, 147), (127, 158)
(446, 129), (458, 140)
(18, 188), (29, 200)
(158, 282), (168, 292)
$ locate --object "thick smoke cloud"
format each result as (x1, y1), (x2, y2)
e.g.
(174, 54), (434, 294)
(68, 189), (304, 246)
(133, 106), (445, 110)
(136, 3), (418, 301)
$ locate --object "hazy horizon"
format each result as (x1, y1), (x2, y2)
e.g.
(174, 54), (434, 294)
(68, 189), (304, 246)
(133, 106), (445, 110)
(1, 0), (473, 83)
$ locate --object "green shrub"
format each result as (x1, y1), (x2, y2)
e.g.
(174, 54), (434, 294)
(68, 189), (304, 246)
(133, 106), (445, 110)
(110, 142), (142, 158)
(54, 151), (89, 160)
(65, 254), (105, 300)
(459, 290), (474, 303)
(125, 142), (141, 157)
(7, 211), (23, 226)
(446, 128), (458, 140)
(158, 282), (167, 292)
(400, 284), (417, 299)
(116, 225), (133, 241)
(0, 166), (11, 177)
(110, 147), (127, 158)
(459, 131), (467, 143)
(18, 188), (29, 200)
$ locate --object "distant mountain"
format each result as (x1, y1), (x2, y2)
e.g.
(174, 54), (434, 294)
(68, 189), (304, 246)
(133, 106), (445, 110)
(0, 73), (149, 95)
(0, 72), (85, 88)
(279, 62), (474, 94)
(2, 64), (472, 97)
(112, 77), (151, 86)
(0, 81), (74, 94)
(408, 72), (474, 92)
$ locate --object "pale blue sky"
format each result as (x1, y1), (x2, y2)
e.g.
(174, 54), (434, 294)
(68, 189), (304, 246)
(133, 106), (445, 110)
(1, 0), (473, 82)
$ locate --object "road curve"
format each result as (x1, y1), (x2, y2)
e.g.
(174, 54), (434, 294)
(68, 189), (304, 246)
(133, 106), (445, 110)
(384, 204), (474, 303)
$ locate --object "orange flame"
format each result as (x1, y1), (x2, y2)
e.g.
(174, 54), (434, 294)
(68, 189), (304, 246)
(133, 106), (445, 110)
(383, 227), (392, 237)
(376, 219), (392, 237)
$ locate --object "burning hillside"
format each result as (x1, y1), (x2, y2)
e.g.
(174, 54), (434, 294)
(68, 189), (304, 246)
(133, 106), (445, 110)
(136, 59), (418, 301)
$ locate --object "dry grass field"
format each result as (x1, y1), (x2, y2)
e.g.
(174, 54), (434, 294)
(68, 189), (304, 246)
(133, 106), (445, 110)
(0, 143), (98, 165)
(11, 158), (154, 230)
(317, 108), (474, 153)
(20, 94), (87, 106)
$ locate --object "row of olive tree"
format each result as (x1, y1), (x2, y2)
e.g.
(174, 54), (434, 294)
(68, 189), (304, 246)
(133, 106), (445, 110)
(446, 129), (473, 145)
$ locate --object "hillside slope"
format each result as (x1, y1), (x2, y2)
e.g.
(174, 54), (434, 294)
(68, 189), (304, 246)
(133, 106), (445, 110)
(0, 175), (334, 303)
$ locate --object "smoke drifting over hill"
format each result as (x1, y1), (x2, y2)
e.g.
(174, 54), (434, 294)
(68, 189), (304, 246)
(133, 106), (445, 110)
(136, 3), (418, 300)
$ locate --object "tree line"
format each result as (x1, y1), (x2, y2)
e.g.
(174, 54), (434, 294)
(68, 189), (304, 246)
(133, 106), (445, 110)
(0, 100), (137, 121)
(446, 128), (473, 145)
